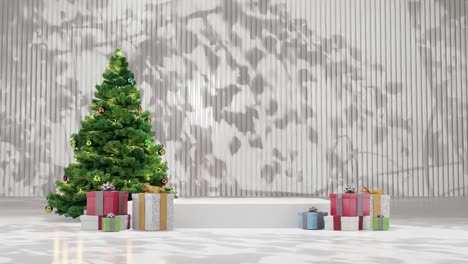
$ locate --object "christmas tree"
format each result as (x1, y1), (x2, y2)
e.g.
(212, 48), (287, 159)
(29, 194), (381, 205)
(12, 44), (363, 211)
(47, 49), (173, 218)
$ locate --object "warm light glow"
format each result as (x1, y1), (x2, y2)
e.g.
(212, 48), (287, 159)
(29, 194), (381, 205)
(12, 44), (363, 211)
(76, 240), (83, 264)
(53, 236), (69, 264)
(53, 237), (60, 263)
(62, 239), (68, 264)
(126, 239), (132, 264)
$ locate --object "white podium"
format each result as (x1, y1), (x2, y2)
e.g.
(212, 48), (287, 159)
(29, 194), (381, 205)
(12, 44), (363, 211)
(128, 197), (330, 228)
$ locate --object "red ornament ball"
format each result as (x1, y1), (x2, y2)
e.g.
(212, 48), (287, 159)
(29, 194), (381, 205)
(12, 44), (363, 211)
(63, 175), (68, 181)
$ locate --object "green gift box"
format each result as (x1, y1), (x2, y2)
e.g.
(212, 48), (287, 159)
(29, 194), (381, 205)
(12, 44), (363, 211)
(102, 217), (121, 232)
(372, 217), (390, 231)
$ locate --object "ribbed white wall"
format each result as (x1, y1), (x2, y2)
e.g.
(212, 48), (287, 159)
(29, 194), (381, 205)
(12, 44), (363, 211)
(0, 0), (467, 197)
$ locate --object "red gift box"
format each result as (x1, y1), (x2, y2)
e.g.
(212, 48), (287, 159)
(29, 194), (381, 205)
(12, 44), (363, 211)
(86, 191), (128, 216)
(330, 193), (370, 216)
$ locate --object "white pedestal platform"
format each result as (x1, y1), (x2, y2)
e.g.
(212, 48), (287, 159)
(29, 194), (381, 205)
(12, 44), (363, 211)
(128, 197), (330, 228)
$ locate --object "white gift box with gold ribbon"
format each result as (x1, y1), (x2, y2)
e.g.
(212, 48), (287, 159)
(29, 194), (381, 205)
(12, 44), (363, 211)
(369, 194), (391, 217)
(132, 193), (174, 231)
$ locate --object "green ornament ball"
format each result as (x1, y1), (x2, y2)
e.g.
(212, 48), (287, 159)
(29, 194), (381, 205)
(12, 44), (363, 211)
(86, 140), (92, 146)
(93, 175), (101, 182)
(71, 140), (76, 148)
(144, 139), (151, 147)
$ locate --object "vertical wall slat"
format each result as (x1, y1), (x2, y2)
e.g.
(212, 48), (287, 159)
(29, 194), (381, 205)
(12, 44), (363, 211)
(457, 1), (468, 196)
(0, 0), (7, 195)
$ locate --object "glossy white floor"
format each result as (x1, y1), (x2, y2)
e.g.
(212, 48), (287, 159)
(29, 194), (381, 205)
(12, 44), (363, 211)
(1, 198), (468, 264)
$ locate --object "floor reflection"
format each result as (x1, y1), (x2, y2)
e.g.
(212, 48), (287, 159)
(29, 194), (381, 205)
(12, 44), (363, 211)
(126, 239), (132, 264)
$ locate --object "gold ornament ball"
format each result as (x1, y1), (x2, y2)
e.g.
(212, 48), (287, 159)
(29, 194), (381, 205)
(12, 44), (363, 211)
(158, 148), (166, 156)
(45, 205), (53, 213)
(98, 106), (105, 113)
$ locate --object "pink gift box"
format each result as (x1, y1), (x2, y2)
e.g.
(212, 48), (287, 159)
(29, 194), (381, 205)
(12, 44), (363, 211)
(86, 191), (128, 216)
(330, 193), (370, 216)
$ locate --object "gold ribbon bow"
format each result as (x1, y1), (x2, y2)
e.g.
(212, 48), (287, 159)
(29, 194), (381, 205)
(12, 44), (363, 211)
(360, 187), (383, 217)
(359, 187), (383, 195)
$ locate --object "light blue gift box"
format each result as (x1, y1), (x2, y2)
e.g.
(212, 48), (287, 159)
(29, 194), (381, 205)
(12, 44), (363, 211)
(297, 211), (328, 230)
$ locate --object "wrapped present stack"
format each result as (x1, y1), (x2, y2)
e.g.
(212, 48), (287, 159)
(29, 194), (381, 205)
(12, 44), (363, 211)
(132, 184), (174, 231)
(360, 187), (391, 231)
(325, 186), (391, 231)
(297, 206), (328, 230)
(80, 182), (131, 231)
(325, 186), (370, 231)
